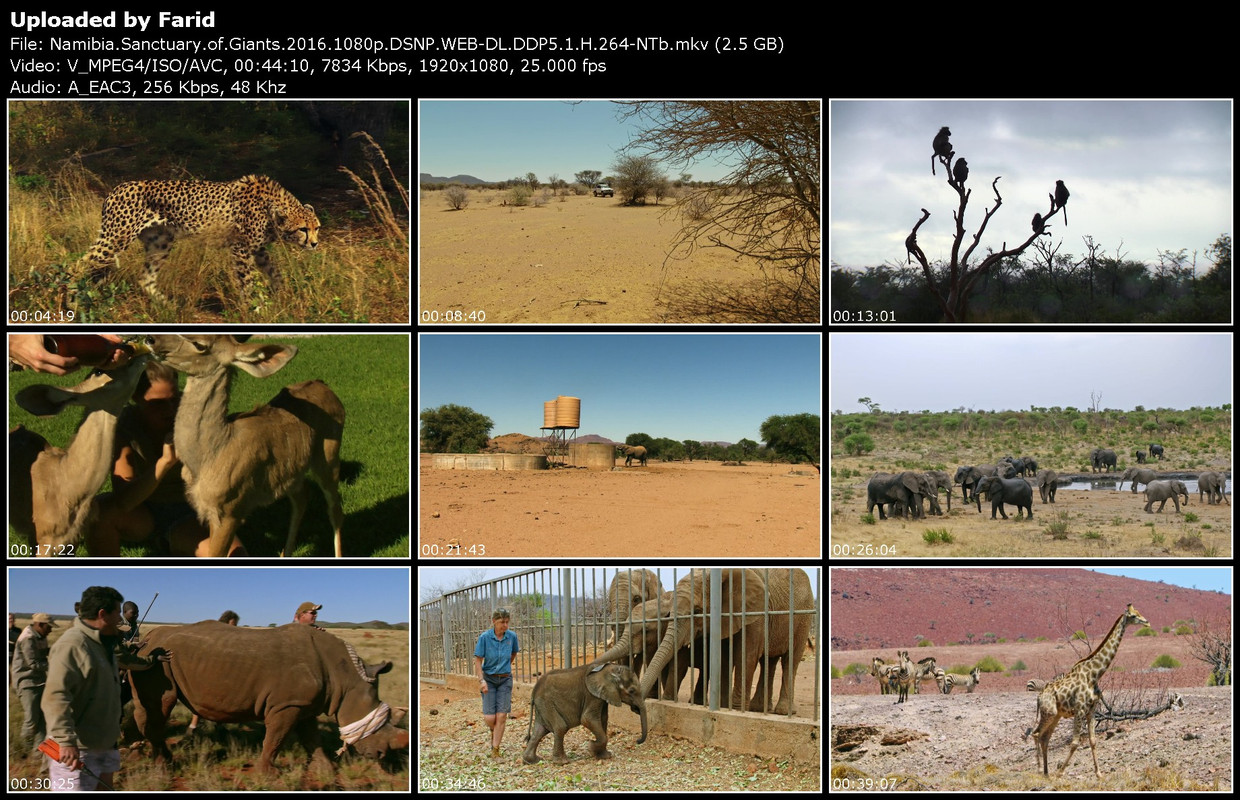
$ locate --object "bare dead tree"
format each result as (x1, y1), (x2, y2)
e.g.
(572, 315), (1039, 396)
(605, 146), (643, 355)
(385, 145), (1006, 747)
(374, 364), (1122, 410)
(904, 143), (1061, 322)
(613, 101), (820, 322)
(1187, 617), (1232, 686)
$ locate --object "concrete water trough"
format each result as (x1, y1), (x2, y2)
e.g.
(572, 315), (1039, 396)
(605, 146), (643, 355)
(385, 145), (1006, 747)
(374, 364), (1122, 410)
(431, 453), (549, 471)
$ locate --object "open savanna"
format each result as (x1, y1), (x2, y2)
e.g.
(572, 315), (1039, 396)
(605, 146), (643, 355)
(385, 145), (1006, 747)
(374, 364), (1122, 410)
(419, 188), (777, 323)
(419, 455), (820, 558)
(7, 622), (408, 790)
(830, 411), (1231, 559)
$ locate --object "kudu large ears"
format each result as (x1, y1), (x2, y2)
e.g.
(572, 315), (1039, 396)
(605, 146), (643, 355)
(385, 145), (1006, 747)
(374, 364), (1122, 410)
(231, 344), (298, 378)
(14, 356), (150, 417)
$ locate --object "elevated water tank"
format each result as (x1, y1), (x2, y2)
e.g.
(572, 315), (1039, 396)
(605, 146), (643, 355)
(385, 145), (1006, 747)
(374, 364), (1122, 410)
(554, 395), (581, 428)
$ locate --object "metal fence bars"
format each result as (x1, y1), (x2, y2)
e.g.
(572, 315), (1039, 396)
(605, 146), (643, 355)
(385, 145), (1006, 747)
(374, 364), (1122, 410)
(418, 568), (819, 719)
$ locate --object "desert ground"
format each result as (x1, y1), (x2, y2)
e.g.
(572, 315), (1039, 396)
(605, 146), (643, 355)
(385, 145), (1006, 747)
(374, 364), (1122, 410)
(831, 637), (1230, 790)
(418, 189), (779, 323)
(418, 455), (819, 558)
(830, 476), (1232, 559)
(419, 679), (821, 792)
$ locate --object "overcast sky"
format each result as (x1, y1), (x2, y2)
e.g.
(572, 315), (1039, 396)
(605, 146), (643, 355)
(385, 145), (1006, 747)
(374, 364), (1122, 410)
(829, 333), (1230, 413)
(829, 99), (1232, 269)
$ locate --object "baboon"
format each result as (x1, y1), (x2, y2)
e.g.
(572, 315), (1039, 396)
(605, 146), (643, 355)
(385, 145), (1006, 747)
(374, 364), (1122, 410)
(930, 127), (953, 175)
(1031, 212), (1045, 234)
(953, 158), (969, 186)
(1055, 180), (1070, 225)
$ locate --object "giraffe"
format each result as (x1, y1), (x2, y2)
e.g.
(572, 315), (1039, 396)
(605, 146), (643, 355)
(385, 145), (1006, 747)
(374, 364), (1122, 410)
(1023, 603), (1150, 778)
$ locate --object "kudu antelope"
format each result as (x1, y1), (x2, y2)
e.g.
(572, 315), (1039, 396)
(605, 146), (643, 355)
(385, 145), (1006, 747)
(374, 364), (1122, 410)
(10, 347), (152, 554)
(146, 335), (344, 557)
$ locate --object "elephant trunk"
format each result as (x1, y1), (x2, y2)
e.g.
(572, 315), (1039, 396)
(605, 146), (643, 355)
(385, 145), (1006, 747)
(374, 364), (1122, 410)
(593, 627), (633, 666)
(634, 699), (648, 744)
(639, 616), (681, 698)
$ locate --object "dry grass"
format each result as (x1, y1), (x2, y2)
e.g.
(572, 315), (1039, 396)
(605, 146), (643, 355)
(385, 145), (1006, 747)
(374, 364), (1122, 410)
(418, 187), (819, 324)
(7, 624), (408, 790)
(8, 162), (408, 324)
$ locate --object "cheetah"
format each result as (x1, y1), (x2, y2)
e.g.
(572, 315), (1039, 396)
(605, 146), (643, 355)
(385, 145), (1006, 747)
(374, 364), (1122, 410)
(75, 175), (319, 305)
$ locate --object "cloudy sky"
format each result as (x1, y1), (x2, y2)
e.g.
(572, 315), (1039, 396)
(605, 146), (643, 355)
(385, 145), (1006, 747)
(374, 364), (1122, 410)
(829, 100), (1232, 269)
(829, 333), (1230, 413)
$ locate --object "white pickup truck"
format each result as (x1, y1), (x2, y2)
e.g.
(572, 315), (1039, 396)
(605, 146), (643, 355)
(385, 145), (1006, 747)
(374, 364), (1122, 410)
(592, 184), (614, 197)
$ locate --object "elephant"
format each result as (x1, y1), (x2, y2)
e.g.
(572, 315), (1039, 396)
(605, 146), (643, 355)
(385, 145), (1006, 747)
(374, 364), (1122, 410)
(1149, 443), (1165, 461)
(867, 472), (932, 520)
(1037, 470), (1059, 504)
(1135, 449), (1147, 464)
(974, 475), (1034, 519)
(606, 570), (661, 644)
(1000, 456), (1030, 478)
(922, 470), (953, 513)
(592, 569), (814, 716)
(1091, 448), (1118, 472)
(617, 445), (647, 467)
(1143, 479), (1189, 513)
(1118, 467), (1158, 493)
(523, 662), (647, 764)
(1196, 471), (1229, 505)
(955, 464), (998, 502)
(1022, 457), (1039, 477)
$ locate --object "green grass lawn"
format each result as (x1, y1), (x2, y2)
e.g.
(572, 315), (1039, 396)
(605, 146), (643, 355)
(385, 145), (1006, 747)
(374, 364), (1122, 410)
(9, 334), (409, 557)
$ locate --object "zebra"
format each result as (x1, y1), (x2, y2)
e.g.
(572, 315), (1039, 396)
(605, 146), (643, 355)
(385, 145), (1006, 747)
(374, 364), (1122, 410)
(871, 657), (897, 695)
(888, 650), (915, 704)
(944, 666), (981, 694)
(913, 656), (939, 694)
(1027, 673), (1064, 692)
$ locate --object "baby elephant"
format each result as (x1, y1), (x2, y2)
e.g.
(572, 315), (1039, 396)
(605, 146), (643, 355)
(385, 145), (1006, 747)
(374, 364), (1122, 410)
(1143, 479), (1189, 513)
(523, 662), (648, 765)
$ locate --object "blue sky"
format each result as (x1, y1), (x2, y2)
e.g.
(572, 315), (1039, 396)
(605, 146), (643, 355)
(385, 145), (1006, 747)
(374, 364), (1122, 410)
(8, 567), (410, 627)
(418, 566), (821, 605)
(418, 334), (821, 442)
(419, 100), (740, 184)
(1091, 567), (1230, 595)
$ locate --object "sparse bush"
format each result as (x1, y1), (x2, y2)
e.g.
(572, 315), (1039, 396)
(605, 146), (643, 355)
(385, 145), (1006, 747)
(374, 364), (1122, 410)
(841, 433), (875, 456)
(611, 154), (666, 206)
(507, 185), (531, 206)
(444, 185), (469, 210)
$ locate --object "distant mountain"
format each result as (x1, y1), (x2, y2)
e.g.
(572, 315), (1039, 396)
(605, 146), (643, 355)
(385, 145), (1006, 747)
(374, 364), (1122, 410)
(420, 173), (487, 185)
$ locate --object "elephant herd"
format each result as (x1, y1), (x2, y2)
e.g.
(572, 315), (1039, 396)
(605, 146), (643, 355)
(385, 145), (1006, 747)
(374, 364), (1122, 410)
(523, 569), (815, 765)
(864, 458), (1229, 521)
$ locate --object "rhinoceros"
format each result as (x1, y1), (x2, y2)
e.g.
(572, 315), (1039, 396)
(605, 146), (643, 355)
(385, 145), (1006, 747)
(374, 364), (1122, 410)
(129, 621), (408, 772)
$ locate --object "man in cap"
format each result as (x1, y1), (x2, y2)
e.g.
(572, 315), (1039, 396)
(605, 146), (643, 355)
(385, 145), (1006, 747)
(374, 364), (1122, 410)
(12, 613), (57, 756)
